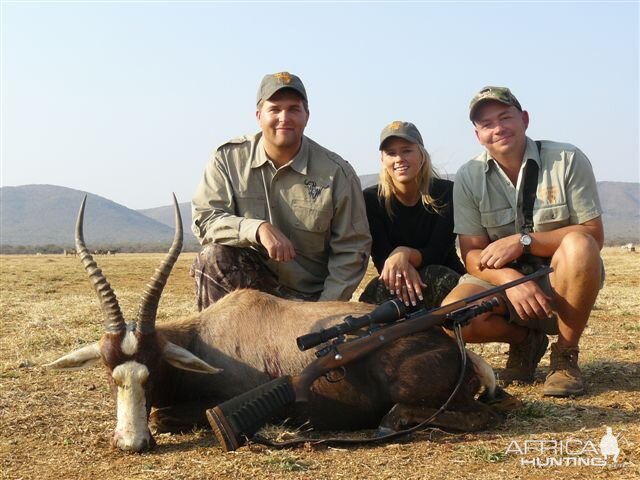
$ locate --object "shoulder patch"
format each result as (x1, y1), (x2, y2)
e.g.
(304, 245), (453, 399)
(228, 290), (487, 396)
(326, 150), (341, 161)
(216, 135), (250, 151)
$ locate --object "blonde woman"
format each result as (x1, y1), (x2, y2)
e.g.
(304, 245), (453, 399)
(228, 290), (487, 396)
(359, 121), (464, 307)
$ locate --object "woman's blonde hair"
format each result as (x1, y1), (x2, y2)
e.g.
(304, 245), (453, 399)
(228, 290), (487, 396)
(377, 143), (443, 217)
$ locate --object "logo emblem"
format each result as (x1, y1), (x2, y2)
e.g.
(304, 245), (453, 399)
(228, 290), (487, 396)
(504, 426), (626, 467)
(304, 179), (328, 201)
(538, 186), (559, 204)
(599, 426), (621, 463)
(477, 89), (494, 100)
(274, 72), (291, 84)
(389, 121), (403, 131)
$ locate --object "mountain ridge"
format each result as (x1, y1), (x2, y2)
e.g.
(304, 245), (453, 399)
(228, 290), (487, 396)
(0, 184), (195, 252)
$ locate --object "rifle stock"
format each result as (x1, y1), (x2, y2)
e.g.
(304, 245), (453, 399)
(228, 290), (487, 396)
(207, 266), (552, 451)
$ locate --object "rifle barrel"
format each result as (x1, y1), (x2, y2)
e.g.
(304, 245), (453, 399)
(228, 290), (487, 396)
(297, 266), (553, 351)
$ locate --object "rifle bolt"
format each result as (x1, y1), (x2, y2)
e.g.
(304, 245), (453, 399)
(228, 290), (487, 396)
(379, 336), (385, 341)
(334, 353), (343, 360)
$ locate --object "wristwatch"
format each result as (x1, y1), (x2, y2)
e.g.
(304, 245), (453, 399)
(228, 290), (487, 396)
(520, 233), (533, 254)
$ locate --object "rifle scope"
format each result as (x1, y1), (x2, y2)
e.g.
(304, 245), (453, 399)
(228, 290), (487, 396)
(296, 299), (406, 351)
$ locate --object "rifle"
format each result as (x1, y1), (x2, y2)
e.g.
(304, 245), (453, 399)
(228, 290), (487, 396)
(206, 266), (553, 451)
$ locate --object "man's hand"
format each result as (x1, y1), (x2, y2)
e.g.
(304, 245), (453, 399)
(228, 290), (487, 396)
(380, 247), (426, 306)
(505, 281), (554, 321)
(257, 223), (296, 262)
(478, 234), (523, 270)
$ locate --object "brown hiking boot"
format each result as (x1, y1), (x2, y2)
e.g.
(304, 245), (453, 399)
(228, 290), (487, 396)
(499, 330), (549, 385)
(544, 343), (585, 397)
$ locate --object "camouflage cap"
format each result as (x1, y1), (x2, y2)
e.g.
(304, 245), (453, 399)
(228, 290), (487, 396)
(469, 86), (522, 121)
(379, 121), (424, 150)
(256, 72), (307, 105)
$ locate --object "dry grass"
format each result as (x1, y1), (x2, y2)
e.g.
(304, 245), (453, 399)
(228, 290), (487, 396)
(1, 248), (638, 479)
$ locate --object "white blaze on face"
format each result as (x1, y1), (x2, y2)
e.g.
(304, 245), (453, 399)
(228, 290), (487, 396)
(121, 329), (138, 356)
(111, 361), (151, 451)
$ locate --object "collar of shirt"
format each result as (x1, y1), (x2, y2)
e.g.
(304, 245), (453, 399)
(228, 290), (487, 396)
(482, 136), (542, 173)
(252, 134), (310, 175)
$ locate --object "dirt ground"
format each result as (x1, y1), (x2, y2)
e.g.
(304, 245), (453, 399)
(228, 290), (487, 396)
(1, 248), (638, 479)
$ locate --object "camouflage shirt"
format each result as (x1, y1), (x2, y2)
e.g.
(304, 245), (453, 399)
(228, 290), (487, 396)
(454, 137), (602, 240)
(192, 132), (372, 301)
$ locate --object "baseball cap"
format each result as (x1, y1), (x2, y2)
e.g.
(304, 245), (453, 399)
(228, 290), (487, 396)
(379, 121), (424, 150)
(256, 72), (307, 105)
(469, 86), (522, 121)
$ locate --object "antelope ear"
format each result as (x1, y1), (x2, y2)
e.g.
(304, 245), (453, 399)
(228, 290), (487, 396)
(45, 343), (102, 370)
(162, 342), (222, 374)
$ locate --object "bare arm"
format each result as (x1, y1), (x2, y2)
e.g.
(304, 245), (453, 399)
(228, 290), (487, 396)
(460, 234), (553, 320)
(474, 217), (604, 270)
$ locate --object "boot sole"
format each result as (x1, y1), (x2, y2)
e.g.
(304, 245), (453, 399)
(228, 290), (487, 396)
(543, 385), (585, 397)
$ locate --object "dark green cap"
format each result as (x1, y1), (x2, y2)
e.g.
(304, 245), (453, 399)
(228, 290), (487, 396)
(379, 121), (424, 149)
(469, 86), (522, 121)
(256, 72), (307, 105)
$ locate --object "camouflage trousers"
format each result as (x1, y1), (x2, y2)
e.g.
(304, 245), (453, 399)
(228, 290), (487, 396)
(358, 264), (461, 309)
(189, 244), (319, 311)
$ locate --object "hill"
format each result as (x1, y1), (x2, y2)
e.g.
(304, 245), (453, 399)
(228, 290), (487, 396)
(138, 202), (192, 234)
(359, 173), (378, 190)
(0, 185), (190, 253)
(597, 181), (640, 244)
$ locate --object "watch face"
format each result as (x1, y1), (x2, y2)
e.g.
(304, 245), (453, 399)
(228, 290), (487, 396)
(521, 234), (532, 246)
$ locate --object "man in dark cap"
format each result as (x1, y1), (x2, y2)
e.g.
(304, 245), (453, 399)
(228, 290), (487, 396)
(442, 86), (604, 397)
(191, 72), (371, 309)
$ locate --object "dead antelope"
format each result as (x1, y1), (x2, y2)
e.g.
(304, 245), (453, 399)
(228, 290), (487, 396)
(47, 195), (503, 453)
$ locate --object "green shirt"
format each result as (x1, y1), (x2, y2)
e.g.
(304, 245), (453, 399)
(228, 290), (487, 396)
(192, 132), (371, 301)
(454, 137), (602, 241)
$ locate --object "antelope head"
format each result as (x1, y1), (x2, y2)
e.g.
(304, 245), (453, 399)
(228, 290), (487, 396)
(46, 195), (221, 452)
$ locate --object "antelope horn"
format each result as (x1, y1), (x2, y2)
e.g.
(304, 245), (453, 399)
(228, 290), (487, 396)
(75, 195), (125, 334)
(136, 193), (183, 334)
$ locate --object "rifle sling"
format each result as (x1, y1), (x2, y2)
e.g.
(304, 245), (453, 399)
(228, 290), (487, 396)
(522, 141), (541, 234)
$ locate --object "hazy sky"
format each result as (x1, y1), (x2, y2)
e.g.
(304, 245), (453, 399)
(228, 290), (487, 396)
(2, 1), (638, 209)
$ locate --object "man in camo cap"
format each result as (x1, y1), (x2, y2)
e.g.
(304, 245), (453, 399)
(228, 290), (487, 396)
(442, 86), (604, 397)
(190, 72), (371, 308)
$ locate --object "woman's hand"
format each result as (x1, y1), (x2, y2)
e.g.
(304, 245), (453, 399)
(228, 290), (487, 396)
(380, 247), (426, 306)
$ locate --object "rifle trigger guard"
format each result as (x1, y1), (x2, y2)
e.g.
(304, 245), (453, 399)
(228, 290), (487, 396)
(324, 367), (346, 383)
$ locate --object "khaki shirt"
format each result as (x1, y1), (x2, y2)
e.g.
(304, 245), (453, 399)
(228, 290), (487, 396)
(192, 132), (372, 301)
(454, 137), (602, 240)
